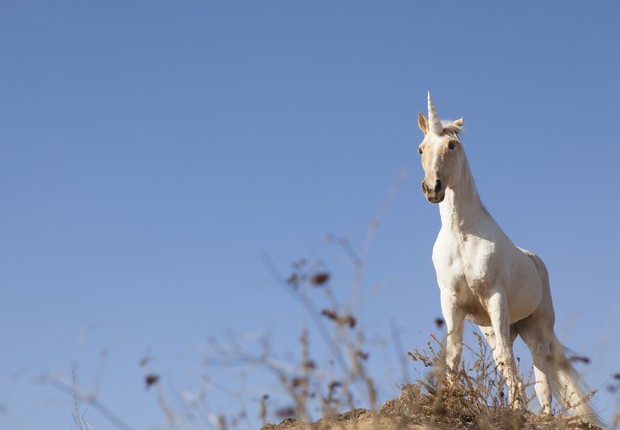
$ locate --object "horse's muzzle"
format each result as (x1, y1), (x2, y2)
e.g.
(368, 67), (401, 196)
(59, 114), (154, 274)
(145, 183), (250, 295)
(421, 180), (445, 204)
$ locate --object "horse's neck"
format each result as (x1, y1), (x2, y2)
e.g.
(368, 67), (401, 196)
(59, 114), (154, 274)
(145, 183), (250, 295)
(439, 155), (487, 233)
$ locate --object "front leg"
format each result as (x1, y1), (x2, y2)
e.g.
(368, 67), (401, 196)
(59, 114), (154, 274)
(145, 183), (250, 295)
(486, 290), (524, 409)
(440, 290), (467, 373)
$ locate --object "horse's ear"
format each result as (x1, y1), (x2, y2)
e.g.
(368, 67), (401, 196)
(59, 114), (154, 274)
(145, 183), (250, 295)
(418, 112), (428, 134)
(453, 117), (464, 128)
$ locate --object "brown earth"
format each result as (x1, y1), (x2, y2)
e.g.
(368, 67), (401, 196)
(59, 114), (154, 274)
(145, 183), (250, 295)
(262, 408), (423, 430)
(261, 384), (601, 430)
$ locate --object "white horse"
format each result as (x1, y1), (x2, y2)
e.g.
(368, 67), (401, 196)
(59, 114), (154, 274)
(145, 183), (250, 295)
(417, 92), (601, 426)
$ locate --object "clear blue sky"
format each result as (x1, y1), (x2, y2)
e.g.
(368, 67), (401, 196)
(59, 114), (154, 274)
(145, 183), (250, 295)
(1, 1), (619, 429)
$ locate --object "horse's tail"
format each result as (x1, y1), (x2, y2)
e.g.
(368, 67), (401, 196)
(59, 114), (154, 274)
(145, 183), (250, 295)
(523, 250), (604, 427)
(548, 335), (604, 428)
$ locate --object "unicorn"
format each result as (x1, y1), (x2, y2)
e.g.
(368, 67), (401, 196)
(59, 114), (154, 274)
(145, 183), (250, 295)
(417, 92), (601, 426)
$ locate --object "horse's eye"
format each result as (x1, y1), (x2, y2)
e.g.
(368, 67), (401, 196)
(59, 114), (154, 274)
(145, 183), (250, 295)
(448, 140), (458, 150)
(418, 147), (423, 155)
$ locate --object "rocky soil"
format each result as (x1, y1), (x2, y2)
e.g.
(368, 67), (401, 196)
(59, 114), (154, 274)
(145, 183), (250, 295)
(261, 384), (601, 430)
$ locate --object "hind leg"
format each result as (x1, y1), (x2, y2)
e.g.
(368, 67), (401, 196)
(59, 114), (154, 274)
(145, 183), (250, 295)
(517, 312), (553, 413)
(517, 253), (555, 414)
(521, 314), (603, 425)
(485, 292), (526, 409)
(480, 323), (524, 407)
(479, 324), (519, 350)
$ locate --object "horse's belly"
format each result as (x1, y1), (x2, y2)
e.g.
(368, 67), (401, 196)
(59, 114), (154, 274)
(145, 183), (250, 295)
(505, 252), (544, 322)
(464, 305), (492, 326)
(506, 281), (543, 322)
(459, 259), (543, 325)
(461, 292), (537, 327)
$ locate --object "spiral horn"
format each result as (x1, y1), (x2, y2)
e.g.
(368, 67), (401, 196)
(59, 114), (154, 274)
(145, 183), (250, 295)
(427, 91), (443, 134)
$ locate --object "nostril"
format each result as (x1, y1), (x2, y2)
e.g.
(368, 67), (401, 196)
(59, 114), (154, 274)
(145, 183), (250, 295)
(434, 179), (442, 192)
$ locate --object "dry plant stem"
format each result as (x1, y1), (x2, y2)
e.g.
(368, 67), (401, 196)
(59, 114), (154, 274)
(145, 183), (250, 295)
(40, 331), (134, 430)
(262, 254), (350, 376)
(390, 320), (415, 388)
(360, 167), (410, 261)
(72, 368), (86, 430)
(44, 374), (134, 430)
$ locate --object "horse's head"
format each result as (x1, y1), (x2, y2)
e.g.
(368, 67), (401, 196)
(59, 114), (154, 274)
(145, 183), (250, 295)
(417, 92), (465, 204)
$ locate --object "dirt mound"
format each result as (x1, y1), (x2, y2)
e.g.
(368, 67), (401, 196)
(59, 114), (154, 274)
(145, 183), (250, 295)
(261, 384), (601, 430)
(261, 407), (423, 430)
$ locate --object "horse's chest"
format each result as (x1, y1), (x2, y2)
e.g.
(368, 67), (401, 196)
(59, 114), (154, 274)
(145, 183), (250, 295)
(433, 234), (500, 289)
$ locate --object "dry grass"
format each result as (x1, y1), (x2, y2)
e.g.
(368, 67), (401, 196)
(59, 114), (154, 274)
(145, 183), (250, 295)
(260, 324), (603, 430)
